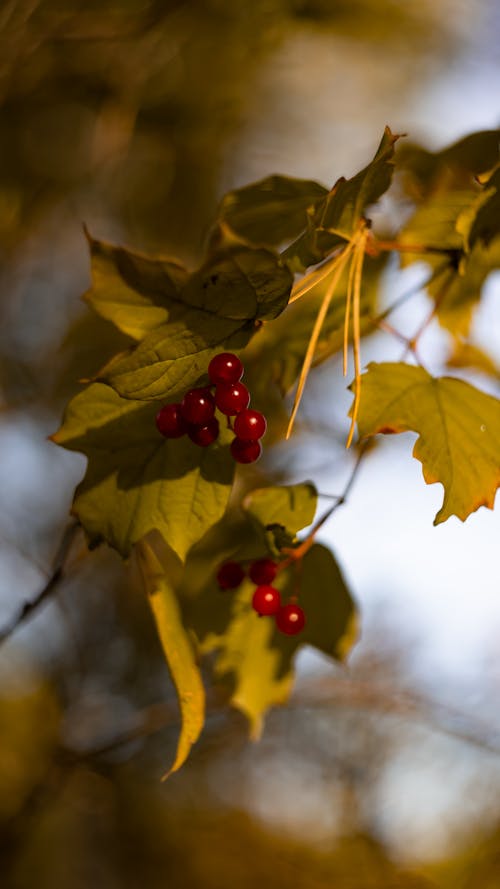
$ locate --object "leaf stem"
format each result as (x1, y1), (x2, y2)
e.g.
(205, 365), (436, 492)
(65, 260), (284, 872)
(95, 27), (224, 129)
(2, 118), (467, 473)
(278, 443), (368, 570)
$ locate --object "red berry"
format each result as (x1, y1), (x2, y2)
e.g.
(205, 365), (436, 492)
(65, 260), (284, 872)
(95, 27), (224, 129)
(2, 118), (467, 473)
(187, 417), (219, 447)
(181, 388), (216, 425)
(208, 352), (244, 385)
(216, 561), (245, 590)
(156, 403), (188, 438)
(275, 603), (306, 635)
(215, 382), (250, 415)
(230, 438), (262, 464)
(234, 409), (267, 441)
(252, 585), (281, 616)
(249, 558), (277, 585)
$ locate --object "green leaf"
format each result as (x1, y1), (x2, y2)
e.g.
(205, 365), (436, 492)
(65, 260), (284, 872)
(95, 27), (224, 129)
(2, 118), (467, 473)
(137, 541), (205, 777)
(51, 383), (234, 559)
(446, 341), (500, 379)
(398, 128), (500, 196)
(181, 246), (294, 321)
(353, 362), (500, 524)
(243, 482), (318, 537)
(466, 166), (500, 248)
(207, 585), (295, 738)
(214, 174), (328, 247)
(185, 542), (357, 737)
(100, 312), (249, 402)
(99, 245), (293, 402)
(399, 189), (500, 337)
(283, 126), (401, 270)
(84, 233), (189, 341)
(288, 543), (358, 662)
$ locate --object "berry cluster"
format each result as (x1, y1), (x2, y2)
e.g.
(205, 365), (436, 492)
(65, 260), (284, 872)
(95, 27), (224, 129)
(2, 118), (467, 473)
(155, 352), (266, 464)
(216, 558), (306, 636)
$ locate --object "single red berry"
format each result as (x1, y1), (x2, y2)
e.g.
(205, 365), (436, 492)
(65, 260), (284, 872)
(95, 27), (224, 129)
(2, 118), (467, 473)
(216, 561), (245, 590)
(181, 387), (216, 425)
(187, 417), (219, 447)
(234, 409), (267, 441)
(252, 585), (281, 616)
(215, 382), (250, 415)
(155, 403), (188, 438)
(275, 603), (306, 635)
(208, 352), (244, 385)
(230, 438), (262, 464)
(249, 558), (277, 585)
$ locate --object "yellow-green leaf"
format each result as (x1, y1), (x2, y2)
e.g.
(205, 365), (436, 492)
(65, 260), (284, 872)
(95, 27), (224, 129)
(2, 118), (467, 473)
(354, 362), (500, 524)
(283, 127), (400, 270)
(51, 383), (234, 559)
(214, 174), (328, 248)
(399, 189), (500, 337)
(185, 542), (357, 736)
(98, 245), (293, 402)
(243, 482), (318, 537)
(397, 128), (500, 197)
(137, 541), (205, 777)
(446, 341), (500, 379)
(85, 233), (189, 341)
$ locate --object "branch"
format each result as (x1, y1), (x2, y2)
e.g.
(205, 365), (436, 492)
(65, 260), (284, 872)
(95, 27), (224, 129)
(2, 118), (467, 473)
(294, 676), (500, 758)
(0, 520), (80, 646)
(279, 443), (368, 569)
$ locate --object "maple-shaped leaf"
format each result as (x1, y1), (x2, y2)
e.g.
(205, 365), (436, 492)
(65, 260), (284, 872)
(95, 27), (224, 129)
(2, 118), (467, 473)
(92, 243), (293, 402)
(213, 174), (328, 248)
(51, 383), (234, 559)
(185, 541), (356, 738)
(136, 541), (205, 777)
(283, 126), (401, 271)
(182, 480), (356, 735)
(354, 362), (500, 524)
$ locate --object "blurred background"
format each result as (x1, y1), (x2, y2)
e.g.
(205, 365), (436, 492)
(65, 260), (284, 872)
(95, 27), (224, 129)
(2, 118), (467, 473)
(0, 1), (499, 886)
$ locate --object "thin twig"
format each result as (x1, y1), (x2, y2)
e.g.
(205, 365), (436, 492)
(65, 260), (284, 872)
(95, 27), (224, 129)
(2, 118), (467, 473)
(0, 520), (80, 646)
(278, 443), (369, 569)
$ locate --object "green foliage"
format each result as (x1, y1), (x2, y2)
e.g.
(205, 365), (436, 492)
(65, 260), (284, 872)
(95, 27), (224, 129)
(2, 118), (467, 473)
(52, 383), (235, 559)
(86, 236), (293, 402)
(283, 126), (400, 271)
(181, 485), (356, 736)
(355, 363), (500, 524)
(214, 174), (329, 247)
(51, 126), (500, 771)
(136, 541), (205, 777)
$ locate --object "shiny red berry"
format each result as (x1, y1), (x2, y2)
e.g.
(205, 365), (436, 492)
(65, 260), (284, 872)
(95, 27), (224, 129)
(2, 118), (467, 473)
(252, 585), (281, 616)
(181, 388), (216, 425)
(216, 561), (245, 590)
(230, 438), (262, 464)
(215, 382), (250, 416)
(275, 603), (306, 635)
(249, 558), (277, 585)
(208, 352), (244, 385)
(155, 403), (188, 438)
(234, 409), (267, 441)
(187, 417), (219, 447)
